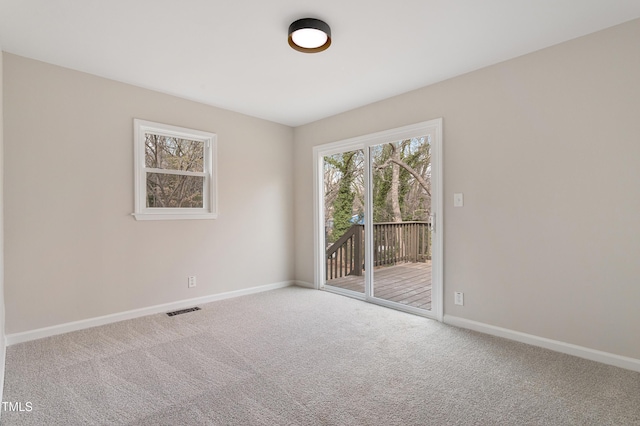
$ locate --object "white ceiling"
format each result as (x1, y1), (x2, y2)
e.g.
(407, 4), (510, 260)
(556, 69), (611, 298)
(1, 1), (640, 127)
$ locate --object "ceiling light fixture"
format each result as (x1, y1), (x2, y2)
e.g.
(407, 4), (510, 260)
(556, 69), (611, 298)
(288, 18), (331, 53)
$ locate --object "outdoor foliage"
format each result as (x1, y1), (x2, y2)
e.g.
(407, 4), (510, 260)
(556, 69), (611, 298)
(324, 137), (431, 242)
(324, 151), (364, 243)
(372, 137), (431, 223)
(145, 134), (205, 208)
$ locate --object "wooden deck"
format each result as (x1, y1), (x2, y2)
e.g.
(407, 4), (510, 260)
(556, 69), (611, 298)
(325, 261), (431, 311)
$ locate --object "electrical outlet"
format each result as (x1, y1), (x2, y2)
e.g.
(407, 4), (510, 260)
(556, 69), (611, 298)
(454, 292), (464, 306)
(188, 276), (196, 288)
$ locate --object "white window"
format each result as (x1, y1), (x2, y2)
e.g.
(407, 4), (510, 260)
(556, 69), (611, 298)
(133, 119), (218, 220)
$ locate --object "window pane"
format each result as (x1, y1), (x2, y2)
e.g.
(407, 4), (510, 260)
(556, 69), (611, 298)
(146, 173), (204, 208)
(145, 133), (204, 172)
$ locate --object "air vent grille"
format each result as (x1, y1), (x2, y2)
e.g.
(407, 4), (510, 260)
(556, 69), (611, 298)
(167, 307), (201, 317)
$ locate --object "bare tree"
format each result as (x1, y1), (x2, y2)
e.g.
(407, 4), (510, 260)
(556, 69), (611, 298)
(145, 134), (205, 208)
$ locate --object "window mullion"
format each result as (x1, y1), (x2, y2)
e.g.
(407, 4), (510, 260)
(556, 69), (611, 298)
(144, 167), (207, 177)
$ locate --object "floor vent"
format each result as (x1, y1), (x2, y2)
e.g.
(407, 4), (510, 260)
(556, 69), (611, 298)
(167, 307), (201, 317)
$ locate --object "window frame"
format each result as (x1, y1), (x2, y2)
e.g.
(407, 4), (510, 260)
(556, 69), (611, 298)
(133, 119), (218, 221)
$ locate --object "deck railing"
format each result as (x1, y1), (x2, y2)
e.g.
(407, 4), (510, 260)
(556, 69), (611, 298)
(326, 224), (363, 280)
(326, 221), (430, 279)
(373, 221), (431, 266)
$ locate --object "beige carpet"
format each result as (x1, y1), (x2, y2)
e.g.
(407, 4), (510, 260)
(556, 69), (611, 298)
(2, 286), (639, 425)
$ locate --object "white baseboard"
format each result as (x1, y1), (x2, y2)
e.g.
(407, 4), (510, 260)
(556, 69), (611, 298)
(444, 315), (640, 373)
(294, 280), (315, 289)
(6, 281), (294, 346)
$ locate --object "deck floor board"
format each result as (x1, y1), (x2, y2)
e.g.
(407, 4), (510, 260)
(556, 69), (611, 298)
(325, 261), (431, 310)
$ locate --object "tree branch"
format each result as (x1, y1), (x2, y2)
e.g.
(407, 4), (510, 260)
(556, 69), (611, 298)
(376, 157), (431, 197)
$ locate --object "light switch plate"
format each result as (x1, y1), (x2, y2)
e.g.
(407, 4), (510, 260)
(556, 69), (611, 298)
(454, 193), (464, 207)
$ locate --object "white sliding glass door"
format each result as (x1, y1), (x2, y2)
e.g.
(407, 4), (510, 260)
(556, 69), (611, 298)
(322, 148), (366, 296)
(370, 136), (433, 312)
(314, 120), (443, 320)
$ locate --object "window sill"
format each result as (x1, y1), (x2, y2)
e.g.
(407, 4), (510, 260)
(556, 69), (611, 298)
(132, 213), (218, 221)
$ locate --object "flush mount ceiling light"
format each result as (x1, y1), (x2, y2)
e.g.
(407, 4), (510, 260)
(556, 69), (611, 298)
(288, 18), (331, 53)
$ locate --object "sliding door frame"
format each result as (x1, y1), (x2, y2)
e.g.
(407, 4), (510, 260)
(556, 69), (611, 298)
(313, 119), (443, 321)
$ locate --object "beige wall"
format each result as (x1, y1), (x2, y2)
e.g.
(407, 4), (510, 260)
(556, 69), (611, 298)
(294, 19), (640, 359)
(3, 53), (295, 334)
